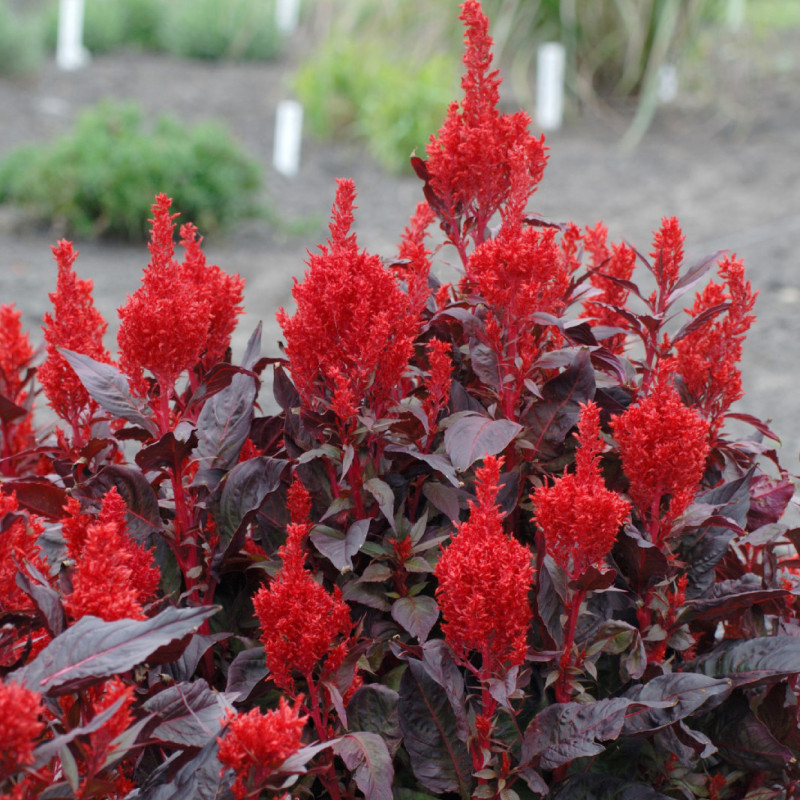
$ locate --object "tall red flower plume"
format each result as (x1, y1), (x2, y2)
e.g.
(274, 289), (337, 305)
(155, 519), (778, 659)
(580, 222), (637, 354)
(649, 216), (684, 304)
(611, 374), (710, 539)
(277, 179), (417, 421)
(531, 403), (631, 579)
(0, 680), (44, 778)
(218, 697), (308, 800)
(0, 491), (48, 615)
(118, 195), (243, 391)
(179, 222), (244, 366)
(668, 255), (756, 435)
(435, 456), (533, 673)
(39, 240), (111, 429)
(0, 303), (33, 402)
(63, 488), (160, 621)
(252, 522), (352, 692)
(421, 1), (547, 252)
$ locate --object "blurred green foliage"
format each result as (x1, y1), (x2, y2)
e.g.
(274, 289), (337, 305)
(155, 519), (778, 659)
(0, 101), (262, 240)
(293, 2), (459, 174)
(0, 2), (45, 77)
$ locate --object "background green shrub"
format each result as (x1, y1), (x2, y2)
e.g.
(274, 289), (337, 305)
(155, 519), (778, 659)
(0, 2), (45, 77)
(40, 0), (281, 60)
(293, 3), (459, 173)
(0, 101), (262, 239)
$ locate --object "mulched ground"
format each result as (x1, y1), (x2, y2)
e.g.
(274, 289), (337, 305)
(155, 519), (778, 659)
(1, 26), (799, 486)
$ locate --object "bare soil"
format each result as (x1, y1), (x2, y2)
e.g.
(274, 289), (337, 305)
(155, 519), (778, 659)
(1, 34), (799, 482)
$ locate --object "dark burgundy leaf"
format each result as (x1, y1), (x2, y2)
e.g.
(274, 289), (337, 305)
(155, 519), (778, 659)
(747, 472), (795, 529)
(569, 565), (616, 593)
(706, 694), (794, 771)
(347, 685), (401, 755)
(135, 735), (224, 800)
(185, 364), (258, 412)
(2, 480), (67, 520)
(672, 302), (730, 344)
(0, 392), (27, 424)
(551, 773), (674, 799)
(621, 673), (731, 734)
(521, 698), (633, 769)
(397, 658), (472, 797)
(364, 477), (396, 532)
(391, 595), (439, 642)
(385, 445), (459, 488)
(421, 481), (462, 523)
(563, 321), (598, 346)
(15, 562), (65, 638)
(526, 348), (595, 458)
(196, 373), (257, 470)
(677, 576), (789, 625)
(613, 526), (669, 593)
(135, 430), (198, 475)
(537, 555), (567, 648)
(225, 647), (269, 701)
(695, 636), (800, 687)
(160, 632), (229, 684)
(11, 605), (218, 695)
(725, 412), (780, 441)
(216, 455), (287, 545)
(59, 348), (158, 437)
(310, 519), (370, 572)
(668, 249), (725, 298)
(272, 364), (300, 412)
(468, 339), (500, 389)
(333, 732), (394, 800)
(443, 413), (521, 471)
(74, 464), (162, 540)
(144, 679), (235, 747)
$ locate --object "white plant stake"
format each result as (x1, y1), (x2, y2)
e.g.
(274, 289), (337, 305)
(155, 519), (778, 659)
(273, 100), (303, 177)
(275, 0), (301, 36)
(56, 0), (90, 71)
(536, 42), (566, 131)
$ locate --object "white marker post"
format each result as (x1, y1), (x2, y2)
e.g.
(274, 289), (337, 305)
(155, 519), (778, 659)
(536, 42), (566, 131)
(273, 100), (303, 177)
(57, 0), (90, 71)
(275, 0), (301, 36)
(726, 0), (746, 32)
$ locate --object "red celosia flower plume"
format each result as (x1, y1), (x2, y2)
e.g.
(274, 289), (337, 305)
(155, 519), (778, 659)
(668, 255), (756, 435)
(0, 491), (48, 615)
(218, 697), (308, 800)
(0, 680), (44, 778)
(435, 456), (534, 673)
(422, 338), (452, 433)
(611, 374), (710, 541)
(0, 303), (33, 402)
(118, 195), (243, 394)
(0, 304), (35, 463)
(178, 222), (244, 366)
(39, 240), (112, 430)
(531, 402), (631, 579)
(252, 521), (352, 692)
(421, 1), (547, 255)
(579, 222), (637, 354)
(63, 488), (160, 621)
(277, 179), (417, 422)
(649, 216), (684, 308)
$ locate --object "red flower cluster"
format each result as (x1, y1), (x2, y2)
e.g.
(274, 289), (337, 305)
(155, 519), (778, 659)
(0, 304), (35, 463)
(118, 194), (243, 392)
(423, 1), (547, 252)
(0, 680), (44, 778)
(580, 223), (637, 354)
(435, 456), (533, 673)
(252, 522), (352, 692)
(277, 179), (417, 422)
(422, 338), (452, 433)
(612, 375), (710, 540)
(218, 697), (307, 800)
(0, 492), (48, 615)
(532, 403), (631, 579)
(669, 255), (756, 435)
(62, 488), (160, 621)
(650, 216), (685, 306)
(39, 240), (112, 430)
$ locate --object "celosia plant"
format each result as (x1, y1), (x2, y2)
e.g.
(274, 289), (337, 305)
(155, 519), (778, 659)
(2, 3), (800, 799)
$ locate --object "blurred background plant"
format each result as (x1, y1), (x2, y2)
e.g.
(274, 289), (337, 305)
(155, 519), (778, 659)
(0, 101), (262, 239)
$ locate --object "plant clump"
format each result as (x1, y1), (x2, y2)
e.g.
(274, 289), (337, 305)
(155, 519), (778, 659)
(1, 3), (798, 799)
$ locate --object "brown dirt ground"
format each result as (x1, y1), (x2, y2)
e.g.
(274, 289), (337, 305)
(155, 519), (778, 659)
(1, 25), (799, 496)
